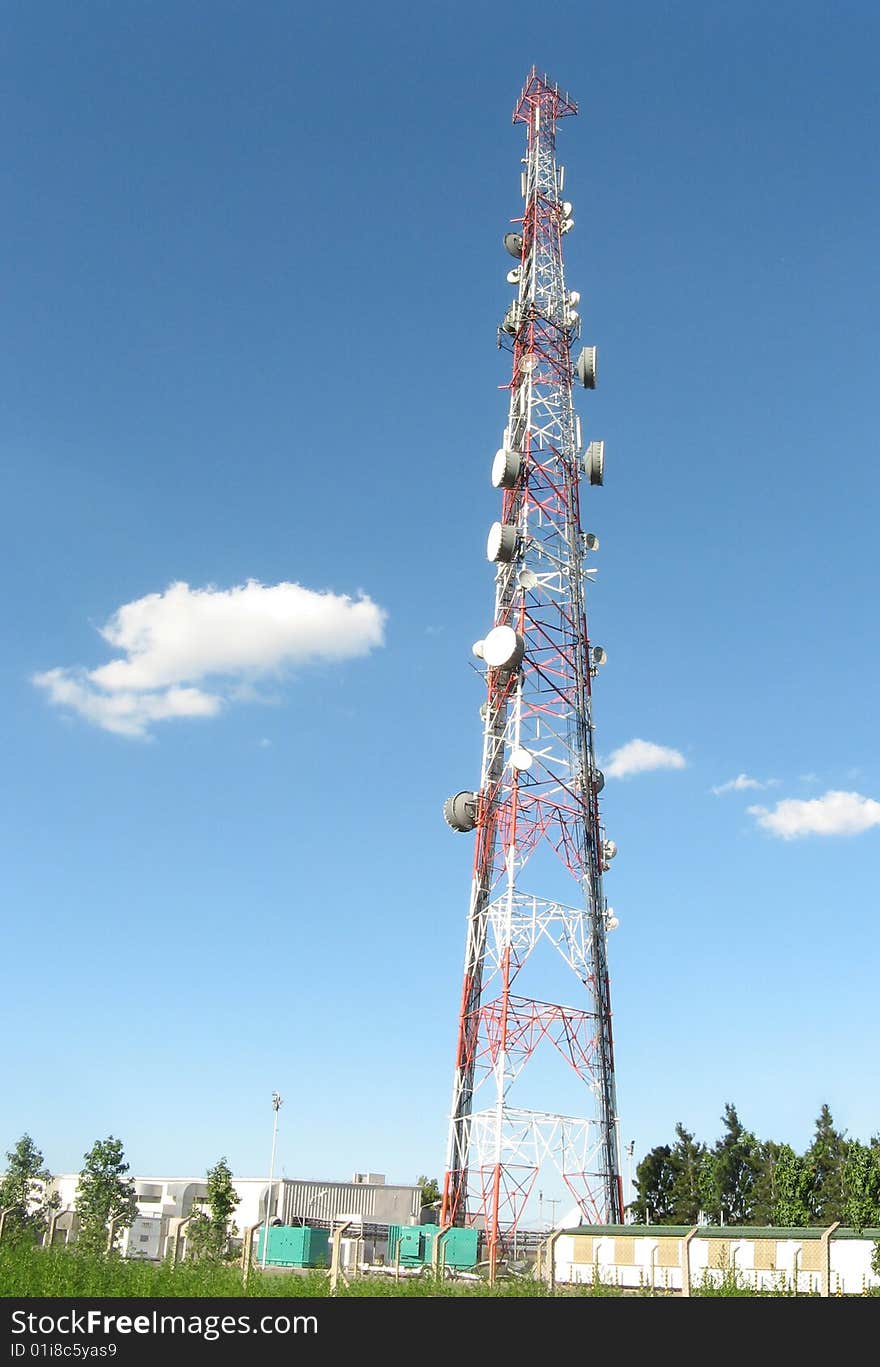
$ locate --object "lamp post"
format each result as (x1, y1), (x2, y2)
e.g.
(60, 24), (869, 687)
(625, 1140), (635, 1222)
(260, 1091), (283, 1271)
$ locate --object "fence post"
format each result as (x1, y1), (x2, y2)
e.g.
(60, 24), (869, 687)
(329, 1221), (352, 1296)
(45, 1209), (70, 1248)
(176, 1214), (196, 1264)
(430, 1225), (452, 1281)
(241, 1221), (264, 1286)
(820, 1221), (840, 1298)
(164, 1214), (195, 1266)
(537, 1228), (566, 1293)
(680, 1226), (700, 1298)
(106, 1213), (128, 1255)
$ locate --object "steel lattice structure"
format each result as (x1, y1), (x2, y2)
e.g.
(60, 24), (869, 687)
(440, 68), (624, 1273)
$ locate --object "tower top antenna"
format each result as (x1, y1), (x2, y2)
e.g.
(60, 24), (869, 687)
(513, 66), (578, 124)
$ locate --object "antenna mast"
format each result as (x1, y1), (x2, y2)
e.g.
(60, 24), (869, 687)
(440, 67), (624, 1276)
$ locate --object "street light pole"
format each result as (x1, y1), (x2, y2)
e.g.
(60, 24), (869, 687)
(625, 1140), (635, 1223)
(260, 1091), (283, 1271)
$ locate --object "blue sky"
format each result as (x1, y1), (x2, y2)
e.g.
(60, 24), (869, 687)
(3, 1), (879, 1213)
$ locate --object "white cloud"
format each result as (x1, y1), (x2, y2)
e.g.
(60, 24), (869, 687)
(33, 670), (222, 737)
(33, 579), (387, 739)
(604, 738), (687, 780)
(748, 790), (880, 840)
(712, 773), (778, 795)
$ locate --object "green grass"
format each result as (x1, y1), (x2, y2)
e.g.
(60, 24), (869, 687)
(0, 1245), (621, 1297)
(2, 1244), (876, 1297)
(0, 1244), (318, 1297)
(0, 1245), (545, 1297)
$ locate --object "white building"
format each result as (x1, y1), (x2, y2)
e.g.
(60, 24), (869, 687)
(47, 1171), (422, 1259)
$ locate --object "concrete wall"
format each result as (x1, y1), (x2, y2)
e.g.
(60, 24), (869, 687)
(553, 1225), (880, 1295)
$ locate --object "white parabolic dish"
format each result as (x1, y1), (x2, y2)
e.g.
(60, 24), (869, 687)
(482, 624), (524, 669)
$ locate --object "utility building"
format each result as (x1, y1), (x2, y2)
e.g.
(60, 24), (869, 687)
(46, 1171), (421, 1258)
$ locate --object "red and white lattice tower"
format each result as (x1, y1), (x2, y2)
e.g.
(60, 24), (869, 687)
(440, 67), (624, 1272)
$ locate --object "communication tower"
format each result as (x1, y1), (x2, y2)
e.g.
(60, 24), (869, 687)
(440, 67), (624, 1274)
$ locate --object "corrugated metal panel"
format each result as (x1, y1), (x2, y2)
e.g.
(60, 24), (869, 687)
(282, 1181), (380, 1224)
(277, 1179), (421, 1227)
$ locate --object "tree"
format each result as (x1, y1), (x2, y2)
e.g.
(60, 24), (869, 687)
(841, 1141), (880, 1232)
(667, 1124), (707, 1224)
(768, 1143), (813, 1226)
(417, 1175), (441, 1212)
(806, 1104), (848, 1224)
(696, 1151), (720, 1223)
(748, 1140), (779, 1226)
(187, 1157), (239, 1261)
(630, 1145), (677, 1223)
(74, 1137), (138, 1256)
(701, 1104), (760, 1224)
(748, 1139), (814, 1227)
(0, 1135), (59, 1243)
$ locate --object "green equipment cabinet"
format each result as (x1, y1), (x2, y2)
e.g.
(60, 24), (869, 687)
(387, 1224), (478, 1269)
(255, 1225), (330, 1267)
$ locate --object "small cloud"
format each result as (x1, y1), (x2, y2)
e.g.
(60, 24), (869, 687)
(748, 790), (880, 839)
(32, 669), (222, 738)
(799, 772), (819, 785)
(604, 738), (687, 780)
(258, 738), (272, 749)
(34, 579), (387, 739)
(228, 681), (277, 704)
(712, 773), (778, 795)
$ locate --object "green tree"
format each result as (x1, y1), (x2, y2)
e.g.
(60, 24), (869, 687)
(630, 1145), (677, 1223)
(74, 1137), (138, 1256)
(768, 1143), (813, 1226)
(0, 1135), (59, 1243)
(841, 1141), (880, 1232)
(700, 1104), (760, 1225)
(806, 1104), (847, 1224)
(696, 1151), (720, 1222)
(748, 1139), (779, 1226)
(417, 1175), (441, 1208)
(667, 1124), (707, 1224)
(187, 1157), (239, 1261)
